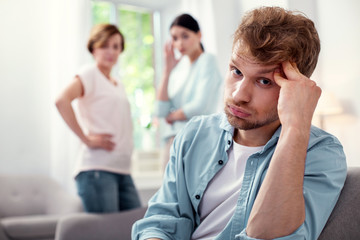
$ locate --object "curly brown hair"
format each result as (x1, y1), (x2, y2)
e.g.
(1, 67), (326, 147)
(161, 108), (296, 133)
(87, 24), (125, 53)
(233, 6), (320, 77)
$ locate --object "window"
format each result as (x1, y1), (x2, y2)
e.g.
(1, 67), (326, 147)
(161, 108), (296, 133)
(91, 1), (162, 178)
(92, 1), (157, 150)
(92, 1), (112, 24)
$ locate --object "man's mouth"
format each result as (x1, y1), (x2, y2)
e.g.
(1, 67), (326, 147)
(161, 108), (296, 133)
(228, 105), (251, 118)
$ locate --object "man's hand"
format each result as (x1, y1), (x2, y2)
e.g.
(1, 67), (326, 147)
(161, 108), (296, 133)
(274, 61), (321, 130)
(85, 133), (115, 151)
(246, 61), (321, 239)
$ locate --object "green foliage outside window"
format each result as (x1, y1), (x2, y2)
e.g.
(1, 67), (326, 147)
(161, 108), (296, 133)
(118, 9), (155, 149)
(92, 2), (156, 149)
(92, 1), (111, 24)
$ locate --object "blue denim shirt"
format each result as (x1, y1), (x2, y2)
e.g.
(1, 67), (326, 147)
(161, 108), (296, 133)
(132, 113), (347, 240)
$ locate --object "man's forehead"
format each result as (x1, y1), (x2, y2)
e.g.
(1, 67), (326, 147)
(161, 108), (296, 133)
(231, 51), (258, 65)
(231, 42), (280, 71)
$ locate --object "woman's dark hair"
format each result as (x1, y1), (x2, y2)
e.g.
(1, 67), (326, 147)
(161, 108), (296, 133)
(170, 13), (204, 51)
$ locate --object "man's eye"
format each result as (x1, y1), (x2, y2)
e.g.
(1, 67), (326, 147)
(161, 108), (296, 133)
(232, 68), (242, 76)
(258, 79), (271, 85)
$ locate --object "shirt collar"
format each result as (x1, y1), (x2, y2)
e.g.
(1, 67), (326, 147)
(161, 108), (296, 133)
(219, 113), (235, 136)
(219, 112), (281, 150)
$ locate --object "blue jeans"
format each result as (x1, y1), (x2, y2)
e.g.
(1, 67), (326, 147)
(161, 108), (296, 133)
(75, 170), (141, 213)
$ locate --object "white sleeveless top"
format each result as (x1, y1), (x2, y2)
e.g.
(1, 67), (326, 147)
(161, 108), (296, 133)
(192, 142), (264, 239)
(74, 64), (133, 176)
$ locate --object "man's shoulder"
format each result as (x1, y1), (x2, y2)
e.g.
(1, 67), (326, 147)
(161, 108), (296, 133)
(176, 113), (226, 139)
(309, 125), (343, 147)
(173, 113), (228, 156)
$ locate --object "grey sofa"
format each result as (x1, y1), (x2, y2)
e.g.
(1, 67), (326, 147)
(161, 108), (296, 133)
(0, 175), (83, 240)
(318, 167), (360, 239)
(55, 167), (360, 240)
(55, 207), (146, 240)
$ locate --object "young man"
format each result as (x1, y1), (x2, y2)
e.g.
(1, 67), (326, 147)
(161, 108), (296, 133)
(132, 6), (347, 240)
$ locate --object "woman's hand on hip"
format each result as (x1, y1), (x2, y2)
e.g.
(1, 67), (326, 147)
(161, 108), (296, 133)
(85, 133), (115, 151)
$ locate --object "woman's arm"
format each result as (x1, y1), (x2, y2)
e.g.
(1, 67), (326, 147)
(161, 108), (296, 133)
(55, 76), (114, 150)
(165, 109), (187, 124)
(156, 71), (171, 102)
(156, 41), (180, 101)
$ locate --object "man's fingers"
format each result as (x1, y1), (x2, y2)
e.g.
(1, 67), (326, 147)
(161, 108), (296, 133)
(273, 69), (286, 87)
(281, 61), (303, 80)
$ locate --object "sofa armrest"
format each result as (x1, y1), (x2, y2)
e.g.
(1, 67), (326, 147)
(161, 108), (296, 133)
(318, 167), (360, 239)
(47, 190), (83, 214)
(55, 207), (147, 240)
(0, 225), (10, 240)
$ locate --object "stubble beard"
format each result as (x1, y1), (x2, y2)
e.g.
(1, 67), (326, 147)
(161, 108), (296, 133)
(224, 102), (279, 130)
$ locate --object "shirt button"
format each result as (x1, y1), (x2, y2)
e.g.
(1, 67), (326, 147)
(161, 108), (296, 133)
(195, 195), (200, 200)
(218, 160), (224, 165)
(227, 140), (231, 145)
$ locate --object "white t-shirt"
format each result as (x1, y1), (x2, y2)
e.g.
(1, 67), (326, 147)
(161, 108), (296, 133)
(191, 142), (264, 240)
(74, 64), (133, 176)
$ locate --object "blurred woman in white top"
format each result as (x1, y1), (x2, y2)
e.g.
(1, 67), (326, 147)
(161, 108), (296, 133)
(55, 24), (141, 213)
(156, 14), (223, 170)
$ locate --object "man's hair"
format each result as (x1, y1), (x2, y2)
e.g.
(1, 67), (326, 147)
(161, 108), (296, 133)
(87, 24), (125, 53)
(233, 6), (320, 77)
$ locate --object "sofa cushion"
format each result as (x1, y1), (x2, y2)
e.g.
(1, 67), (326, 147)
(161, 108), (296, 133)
(1, 215), (60, 239)
(55, 207), (147, 240)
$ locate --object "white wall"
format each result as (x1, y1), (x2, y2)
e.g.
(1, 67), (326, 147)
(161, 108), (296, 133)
(0, 0), (52, 175)
(0, 0), (91, 192)
(315, 0), (360, 166)
(0, 0), (359, 192)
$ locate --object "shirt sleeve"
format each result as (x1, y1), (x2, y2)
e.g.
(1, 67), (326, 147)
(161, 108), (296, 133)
(154, 100), (172, 118)
(132, 131), (195, 240)
(236, 134), (347, 240)
(182, 55), (223, 118)
(77, 65), (95, 97)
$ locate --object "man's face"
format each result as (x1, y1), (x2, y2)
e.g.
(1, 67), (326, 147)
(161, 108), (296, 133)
(224, 44), (281, 130)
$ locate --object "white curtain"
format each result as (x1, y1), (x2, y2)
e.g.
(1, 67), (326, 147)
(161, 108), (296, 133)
(49, 0), (92, 193)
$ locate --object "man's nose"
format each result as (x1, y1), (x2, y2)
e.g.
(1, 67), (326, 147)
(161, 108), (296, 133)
(232, 79), (252, 103)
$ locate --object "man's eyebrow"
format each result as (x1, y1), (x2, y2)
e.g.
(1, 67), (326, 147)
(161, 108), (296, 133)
(257, 67), (279, 75)
(230, 57), (279, 75)
(229, 58), (237, 66)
